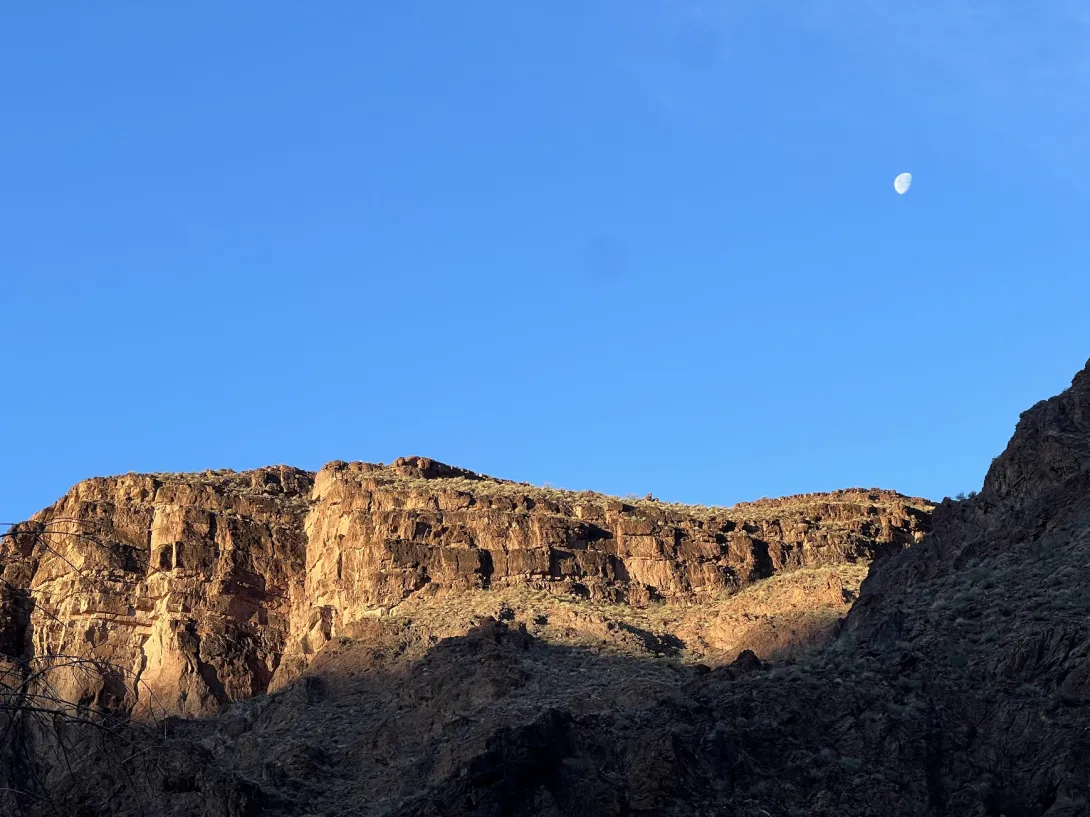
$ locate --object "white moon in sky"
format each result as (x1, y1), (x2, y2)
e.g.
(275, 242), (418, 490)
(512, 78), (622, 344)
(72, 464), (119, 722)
(894, 172), (912, 195)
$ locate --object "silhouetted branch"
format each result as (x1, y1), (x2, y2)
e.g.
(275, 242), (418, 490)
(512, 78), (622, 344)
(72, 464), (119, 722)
(0, 517), (175, 816)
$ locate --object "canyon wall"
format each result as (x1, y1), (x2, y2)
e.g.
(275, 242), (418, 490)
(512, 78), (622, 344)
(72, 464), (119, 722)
(0, 457), (931, 715)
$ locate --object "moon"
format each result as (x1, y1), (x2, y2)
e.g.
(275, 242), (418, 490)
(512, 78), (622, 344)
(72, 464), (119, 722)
(894, 172), (912, 195)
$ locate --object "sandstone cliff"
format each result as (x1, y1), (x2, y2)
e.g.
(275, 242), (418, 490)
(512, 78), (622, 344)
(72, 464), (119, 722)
(0, 458), (930, 717)
(16, 349), (1090, 817)
(7, 355), (1090, 815)
(0, 467), (313, 716)
(219, 357), (1088, 817)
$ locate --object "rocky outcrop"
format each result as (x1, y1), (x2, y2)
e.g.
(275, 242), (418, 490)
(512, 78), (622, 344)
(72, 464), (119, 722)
(7, 358), (1090, 817)
(0, 456), (931, 716)
(849, 357), (1090, 626)
(279, 359), (1090, 817)
(288, 459), (929, 675)
(0, 467), (313, 716)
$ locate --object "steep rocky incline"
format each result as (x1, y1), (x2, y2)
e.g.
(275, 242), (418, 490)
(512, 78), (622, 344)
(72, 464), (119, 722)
(6, 358), (1090, 817)
(203, 357), (1089, 817)
(0, 467), (314, 716)
(0, 456), (931, 715)
(849, 357), (1090, 629)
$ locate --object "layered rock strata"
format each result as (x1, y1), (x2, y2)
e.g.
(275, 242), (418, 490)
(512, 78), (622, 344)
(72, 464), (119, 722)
(0, 457), (931, 715)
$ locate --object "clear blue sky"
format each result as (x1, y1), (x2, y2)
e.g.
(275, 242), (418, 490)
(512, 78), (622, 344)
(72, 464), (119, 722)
(3, 2), (1089, 521)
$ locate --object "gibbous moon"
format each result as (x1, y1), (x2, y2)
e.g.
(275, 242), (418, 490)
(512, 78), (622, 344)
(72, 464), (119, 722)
(894, 172), (912, 195)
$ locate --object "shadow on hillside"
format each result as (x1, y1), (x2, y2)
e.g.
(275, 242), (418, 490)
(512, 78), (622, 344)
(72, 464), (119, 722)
(8, 606), (1083, 817)
(148, 617), (777, 817)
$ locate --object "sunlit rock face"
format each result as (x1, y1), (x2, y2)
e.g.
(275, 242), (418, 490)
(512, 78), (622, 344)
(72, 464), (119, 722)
(0, 467), (313, 716)
(0, 455), (930, 716)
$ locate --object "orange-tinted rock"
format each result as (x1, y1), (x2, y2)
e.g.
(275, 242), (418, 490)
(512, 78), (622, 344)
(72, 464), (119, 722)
(0, 459), (931, 716)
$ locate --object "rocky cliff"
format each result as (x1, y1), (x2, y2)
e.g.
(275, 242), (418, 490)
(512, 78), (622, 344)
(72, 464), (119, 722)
(0, 458), (930, 717)
(0, 467), (314, 717)
(11, 360), (1090, 817)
